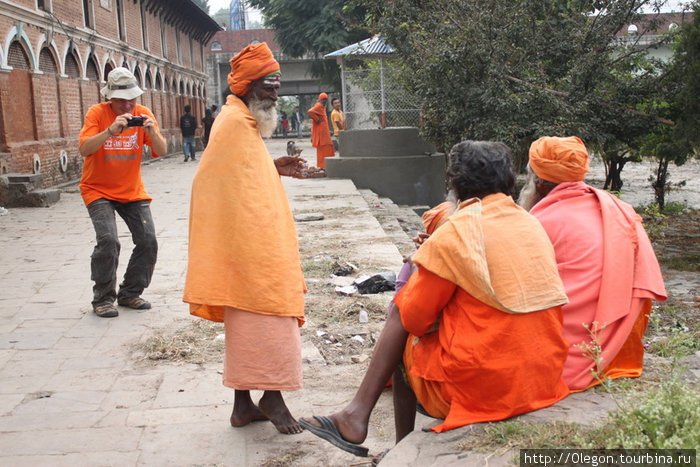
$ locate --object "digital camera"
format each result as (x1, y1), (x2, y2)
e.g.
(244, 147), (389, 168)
(126, 116), (144, 127)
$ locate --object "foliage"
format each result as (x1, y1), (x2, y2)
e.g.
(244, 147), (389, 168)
(193, 0), (210, 14)
(635, 203), (668, 243)
(648, 330), (700, 358)
(639, 2), (699, 209)
(247, 0), (370, 87)
(355, 0), (678, 168)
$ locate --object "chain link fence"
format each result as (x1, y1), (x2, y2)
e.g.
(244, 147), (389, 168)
(342, 59), (421, 130)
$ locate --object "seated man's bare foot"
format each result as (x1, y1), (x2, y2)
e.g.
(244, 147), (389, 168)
(230, 404), (268, 427)
(258, 392), (303, 434)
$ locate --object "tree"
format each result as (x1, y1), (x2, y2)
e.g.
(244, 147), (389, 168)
(641, 2), (698, 209)
(355, 0), (675, 171)
(247, 0), (369, 86)
(192, 0), (210, 14)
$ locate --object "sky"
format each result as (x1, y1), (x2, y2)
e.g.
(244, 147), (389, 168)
(207, 0), (263, 22)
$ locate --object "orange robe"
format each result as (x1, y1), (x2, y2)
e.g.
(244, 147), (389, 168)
(183, 94), (306, 324)
(395, 194), (570, 432)
(530, 182), (666, 391)
(308, 102), (334, 168)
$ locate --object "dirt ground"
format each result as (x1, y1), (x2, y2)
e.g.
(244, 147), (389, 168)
(136, 138), (699, 466)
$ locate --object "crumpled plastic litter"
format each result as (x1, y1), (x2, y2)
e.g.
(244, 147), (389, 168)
(354, 272), (396, 294)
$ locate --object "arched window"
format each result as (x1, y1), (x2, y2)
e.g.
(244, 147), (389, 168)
(627, 24), (638, 35)
(210, 41), (222, 51)
(8, 41), (31, 70)
(103, 63), (114, 81)
(39, 47), (58, 74)
(86, 56), (99, 80)
(65, 52), (80, 77)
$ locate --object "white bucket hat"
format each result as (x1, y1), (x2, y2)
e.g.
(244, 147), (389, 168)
(100, 67), (144, 100)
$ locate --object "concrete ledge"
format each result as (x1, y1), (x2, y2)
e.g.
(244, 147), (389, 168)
(325, 154), (446, 206)
(339, 128), (435, 157)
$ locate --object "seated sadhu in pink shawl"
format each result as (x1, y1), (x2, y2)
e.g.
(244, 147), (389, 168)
(300, 141), (571, 457)
(183, 43), (307, 434)
(518, 136), (667, 392)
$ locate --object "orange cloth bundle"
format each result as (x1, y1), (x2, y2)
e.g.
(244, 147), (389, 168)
(228, 42), (281, 97)
(529, 136), (590, 184)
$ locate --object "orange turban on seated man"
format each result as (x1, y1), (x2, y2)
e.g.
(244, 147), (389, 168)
(529, 136), (590, 184)
(228, 42), (281, 97)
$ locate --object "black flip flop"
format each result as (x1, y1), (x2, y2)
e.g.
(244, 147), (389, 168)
(299, 415), (369, 457)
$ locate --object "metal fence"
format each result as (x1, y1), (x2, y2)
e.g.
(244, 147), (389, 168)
(342, 59), (421, 130)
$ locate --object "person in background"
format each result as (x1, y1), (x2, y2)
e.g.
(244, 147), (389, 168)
(291, 105), (304, 139)
(180, 105), (197, 162)
(201, 107), (215, 148)
(308, 93), (334, 170)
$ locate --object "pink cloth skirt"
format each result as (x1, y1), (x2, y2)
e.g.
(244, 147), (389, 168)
(223, 306), (302, 391)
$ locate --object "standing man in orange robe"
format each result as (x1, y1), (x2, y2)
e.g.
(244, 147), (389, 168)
(184, 43), (307, 434)
(300, 141), (571, 457)
(308, 92), (334, 169)
(518, 136), (667, 391)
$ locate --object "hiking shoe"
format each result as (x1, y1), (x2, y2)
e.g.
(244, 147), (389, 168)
(117, 296), (151, 310)
(94, 303), (119, 318)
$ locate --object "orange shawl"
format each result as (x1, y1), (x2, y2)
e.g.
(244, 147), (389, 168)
(183, 95), (306, 324)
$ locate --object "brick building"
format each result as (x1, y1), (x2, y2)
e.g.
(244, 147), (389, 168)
(0, 0), (220, 205)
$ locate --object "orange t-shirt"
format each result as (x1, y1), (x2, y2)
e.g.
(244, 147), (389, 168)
(79, 102), (160, 206)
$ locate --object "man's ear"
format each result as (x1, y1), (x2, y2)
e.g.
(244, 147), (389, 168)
(535, 178), (556, 196)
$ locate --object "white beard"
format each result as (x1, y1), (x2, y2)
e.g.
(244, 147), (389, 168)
(248, 96), (278, 138)
(517, 168), (543, 212)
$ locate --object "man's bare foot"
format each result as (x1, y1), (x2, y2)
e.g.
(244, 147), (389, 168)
(230, 404), (268, 427)
(258, 391), (303, 434)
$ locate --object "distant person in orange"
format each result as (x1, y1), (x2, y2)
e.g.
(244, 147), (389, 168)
(300, 141), (570, 457)
(184, 43), (307, 434)
(308, 92), (334, 169)
(78, 67), (167, 318)
(330, 97), (346, 137)
(518, 136), (667, 392)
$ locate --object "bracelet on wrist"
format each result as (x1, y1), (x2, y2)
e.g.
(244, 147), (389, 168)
(106, 127), (114, 137)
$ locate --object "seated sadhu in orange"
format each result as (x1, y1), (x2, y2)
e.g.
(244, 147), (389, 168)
(518, 136), (667, 391)
(300, 141), (571, 456)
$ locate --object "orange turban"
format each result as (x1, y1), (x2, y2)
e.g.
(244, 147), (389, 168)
(228, 42), (281, 97)
(528, 136), (590, 184)
(319, 92), (328, 100)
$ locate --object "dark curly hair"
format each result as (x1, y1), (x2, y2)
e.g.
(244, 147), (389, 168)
(446, 141), (516, 201)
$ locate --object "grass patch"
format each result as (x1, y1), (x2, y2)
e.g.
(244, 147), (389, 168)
(456, 379), (699, 453)
(647, 330), (700, 358)
(659, 254), (700, 272)
(137, 319), (224, 364)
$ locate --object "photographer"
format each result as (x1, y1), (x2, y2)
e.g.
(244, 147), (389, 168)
(78, 67), (166, 318)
